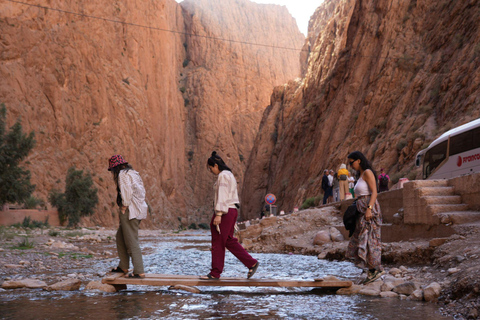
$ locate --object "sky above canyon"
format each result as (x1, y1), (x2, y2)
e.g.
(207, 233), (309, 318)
(248, 0), (322, 36)
(175, 0), (323, 36)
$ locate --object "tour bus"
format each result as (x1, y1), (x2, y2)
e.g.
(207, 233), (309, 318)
(415, 117), (480, 180)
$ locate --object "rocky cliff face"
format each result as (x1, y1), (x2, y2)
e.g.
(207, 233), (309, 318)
(179, 0), (304, 220)
(241, 0), (480, 220)
(0, 0), (303, 227)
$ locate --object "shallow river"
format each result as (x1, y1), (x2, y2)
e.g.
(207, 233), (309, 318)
(1, 232), (452, 319)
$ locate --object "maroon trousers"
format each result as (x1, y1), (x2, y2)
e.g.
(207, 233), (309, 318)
(210, 208), (257, 278)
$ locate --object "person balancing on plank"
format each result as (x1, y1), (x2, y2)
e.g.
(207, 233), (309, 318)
(200, 151), (259, 280)
(108, 155), (148, 279)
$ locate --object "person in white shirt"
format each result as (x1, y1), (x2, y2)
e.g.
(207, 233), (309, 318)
(348, 174), (356, 198)
(108, 155), (147, 279)
(346, 151), (384, 285)
(200, 151), (258, 280)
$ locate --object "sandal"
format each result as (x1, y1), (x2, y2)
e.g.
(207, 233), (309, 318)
(247, 261), (259, 279)
(111, 267), (127, 274)
(125, 273), (145, 279)
(199, 273), (219, 280)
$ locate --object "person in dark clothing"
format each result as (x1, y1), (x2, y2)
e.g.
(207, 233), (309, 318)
(378, 168), (390, 193)
(321, 170), (330, 204)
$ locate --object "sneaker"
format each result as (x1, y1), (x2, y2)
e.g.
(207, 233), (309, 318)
(363, 270), (385, 285)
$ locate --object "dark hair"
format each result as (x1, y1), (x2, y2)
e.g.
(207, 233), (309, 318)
(111, 163), (133, 207)
(347, 151), (377, 183)
(207, 151), (232, 172)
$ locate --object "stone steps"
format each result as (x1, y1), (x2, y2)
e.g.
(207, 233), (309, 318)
(422, 195), (462, 205)
(412, 179), (449, 187)
(416, 186), (455, 197)
(436, 211), (480, 225)
(427, 204), (470, 215)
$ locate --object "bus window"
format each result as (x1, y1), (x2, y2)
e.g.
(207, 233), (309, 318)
(449, 130), (473, 156)
(473, 127), (480, 149)
(423, 140), (448, 179)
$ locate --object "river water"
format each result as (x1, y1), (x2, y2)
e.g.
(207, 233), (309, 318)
(1, 231), (452, 319)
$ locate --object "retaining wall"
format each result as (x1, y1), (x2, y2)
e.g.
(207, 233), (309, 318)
(0, 210), (61, 226)
(448, 172), (480, 211)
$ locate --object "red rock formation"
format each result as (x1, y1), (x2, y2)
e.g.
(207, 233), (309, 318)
(241, 0), (480, 220)
(0, 0), (303, 227)
(179, 0), (304, 220)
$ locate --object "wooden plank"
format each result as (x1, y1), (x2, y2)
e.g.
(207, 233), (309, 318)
(102, 274), (352, 288)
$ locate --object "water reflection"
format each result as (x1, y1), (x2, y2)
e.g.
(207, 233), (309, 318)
(0, 232), (452, 319)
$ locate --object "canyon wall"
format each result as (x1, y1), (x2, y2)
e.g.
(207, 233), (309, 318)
(241, 0), (480, 220)
(179, 0), (304, 220)
(0, 0), (303, 227)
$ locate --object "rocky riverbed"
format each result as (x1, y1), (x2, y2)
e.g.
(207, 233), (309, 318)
(0, 227), (175, 293)
(237, 206), (480, 320)
(0, 214), (479, 319)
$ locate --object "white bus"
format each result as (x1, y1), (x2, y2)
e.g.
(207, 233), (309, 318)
(415, 118), (480, 179)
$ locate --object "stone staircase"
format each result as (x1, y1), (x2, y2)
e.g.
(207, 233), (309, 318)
(409, 180), (480, 226)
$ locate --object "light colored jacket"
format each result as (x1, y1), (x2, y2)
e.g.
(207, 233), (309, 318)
(119, 169), (148, 220)
(214, 170), (239, 213)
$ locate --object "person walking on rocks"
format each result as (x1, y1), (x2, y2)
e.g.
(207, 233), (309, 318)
(328, 170), (335, 203)
(108, 155), (148, 279)
(337, 164), (350, 201)
(378, 168), (390, 193)
(348, 172), (356, 198)
(321, 170), (330, 205)
(200, 151), (259, 280)
(332, 172), (340, 202)
(346, 151), (384, 284)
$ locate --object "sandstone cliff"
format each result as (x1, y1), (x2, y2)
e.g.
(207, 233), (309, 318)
(241, 0), (480, 220)
(180, 0), (304, 220)
(0, 0), (303, 227)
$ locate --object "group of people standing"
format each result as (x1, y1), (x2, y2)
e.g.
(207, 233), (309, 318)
(321, 166), (356, 204)
(106, 150), (385, 285)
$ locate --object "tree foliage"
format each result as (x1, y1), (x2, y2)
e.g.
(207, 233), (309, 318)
(0, 103), (36, 206)
(49, 167), (98, 227)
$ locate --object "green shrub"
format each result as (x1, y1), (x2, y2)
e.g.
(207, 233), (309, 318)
(301, 196), (321, 209)
(0, 103), (36, 207)
(14, 237), (35, 250)
(198, 223), (209, 230)
(49, 167), (98, 227)
(24, 196), (42, 209)
(188, 223), (198, 230)
(48, 230), (60, 237)
(22, 216), (32, 228)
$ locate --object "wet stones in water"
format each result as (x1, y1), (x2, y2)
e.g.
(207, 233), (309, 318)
(45, 279), (82, 291)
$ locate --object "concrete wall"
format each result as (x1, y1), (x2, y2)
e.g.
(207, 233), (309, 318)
(448, 172), (480, 211)
(377, 189), (403, 224)
(0, 210), (61, 226)
(402, 181), (437, 225)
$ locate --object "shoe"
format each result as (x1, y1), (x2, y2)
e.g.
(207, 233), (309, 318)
(125, 273), (145, 279)
(247, 261), (259, 279)
(199, 273), (220, 280)
(360, 270), (372, 284)
(363, 270), (385, 285)
(111, 267), (127, 274)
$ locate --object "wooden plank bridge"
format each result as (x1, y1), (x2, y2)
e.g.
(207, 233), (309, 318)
(102, 273), (353, 290)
